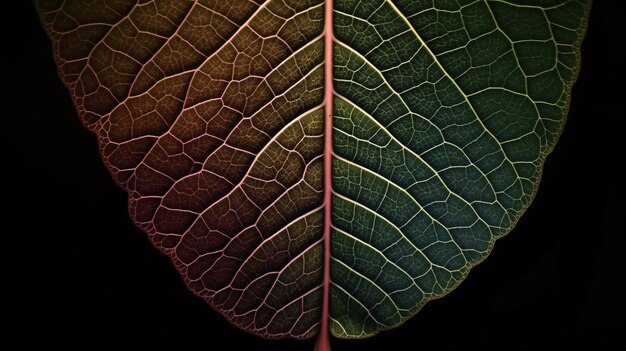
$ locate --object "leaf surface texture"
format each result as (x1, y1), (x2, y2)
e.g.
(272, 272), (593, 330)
(35, 0), (590, 340)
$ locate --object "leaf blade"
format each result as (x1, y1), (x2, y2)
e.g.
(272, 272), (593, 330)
(329, 0), (590, 337)
(36, 0), (327, 339)
(34, 0), (591, 343)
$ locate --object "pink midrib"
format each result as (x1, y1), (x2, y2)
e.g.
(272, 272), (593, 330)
(317, 0), (333, 350)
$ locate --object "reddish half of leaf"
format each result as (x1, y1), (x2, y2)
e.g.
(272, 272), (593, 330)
(35, 0), (326, 338)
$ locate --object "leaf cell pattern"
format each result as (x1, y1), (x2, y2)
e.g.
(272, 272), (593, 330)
(35, 0), (590, 342)
(37, 0), (326, 338)
(329, 0), (589, 337)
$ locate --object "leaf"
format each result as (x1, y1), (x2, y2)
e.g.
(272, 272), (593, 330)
(34, 0), (590, 346)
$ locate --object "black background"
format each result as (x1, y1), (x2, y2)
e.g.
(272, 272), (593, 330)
(1, 2), (624, 350)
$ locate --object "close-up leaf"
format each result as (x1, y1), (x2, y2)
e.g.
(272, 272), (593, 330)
(29, 0), (591, 349)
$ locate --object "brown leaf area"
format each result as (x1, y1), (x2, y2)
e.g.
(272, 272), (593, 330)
(36, 0), (327, 338)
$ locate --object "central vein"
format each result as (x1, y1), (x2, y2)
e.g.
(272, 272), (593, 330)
(317, 0), (333, 350)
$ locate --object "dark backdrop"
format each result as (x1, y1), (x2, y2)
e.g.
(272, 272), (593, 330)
(1, 2), (623, 350)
